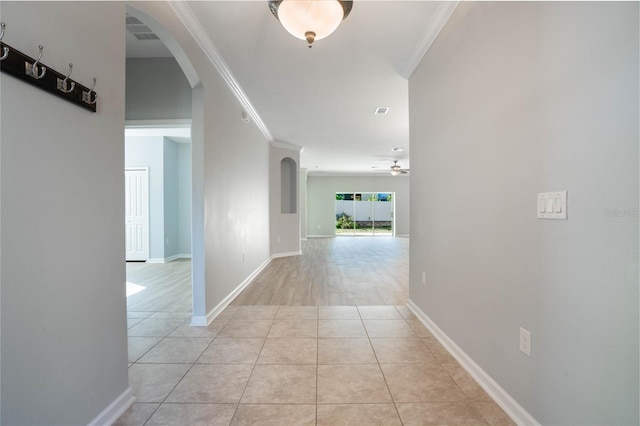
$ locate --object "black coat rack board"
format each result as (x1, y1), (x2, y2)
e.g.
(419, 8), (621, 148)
(0, 22), (98, 112)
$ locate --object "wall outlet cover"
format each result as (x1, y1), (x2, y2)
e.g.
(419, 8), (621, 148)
(519, 327), (531, 357)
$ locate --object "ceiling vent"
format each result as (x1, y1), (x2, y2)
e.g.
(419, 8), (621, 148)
(126, 15), (160, 40)
(374, 106), (390, 115)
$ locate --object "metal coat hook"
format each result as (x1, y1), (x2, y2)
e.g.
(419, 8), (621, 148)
(25, 44), (46, 79)
(82, 77), (97, 105)
(0, 24), (97, 112)
(0, 22), (9, 61)
(57, 63), (75, 93)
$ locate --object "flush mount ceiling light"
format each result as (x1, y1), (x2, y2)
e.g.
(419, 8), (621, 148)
(269, 0), (353, 48)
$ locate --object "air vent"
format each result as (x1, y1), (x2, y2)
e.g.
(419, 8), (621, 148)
(127, 24), (153, 34)
(133, 33), (160, 40)
(374, 106), (390, 115)
(126, 15), (159, 40)
(126, 16), (144, 25)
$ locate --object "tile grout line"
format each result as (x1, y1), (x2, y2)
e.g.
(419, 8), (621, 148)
(365, 305), (406, 425)
(316, 306), (320, 425)
(130, 318), (187, 364)
(228, 306), (278, 424)
(137, 306), (235, 425)
(128, 307), (502, 424)
(139, 318), (203, 426)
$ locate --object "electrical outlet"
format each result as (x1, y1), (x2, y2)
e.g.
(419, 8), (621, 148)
(276, 236), (281, 243)
(421, 271), (426, 285)
(519, 327), (531, 356)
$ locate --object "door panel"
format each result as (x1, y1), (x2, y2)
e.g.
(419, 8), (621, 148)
(125, 168), (149, 261)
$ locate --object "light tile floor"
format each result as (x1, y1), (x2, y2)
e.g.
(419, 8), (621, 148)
(117, 305), (515, 425)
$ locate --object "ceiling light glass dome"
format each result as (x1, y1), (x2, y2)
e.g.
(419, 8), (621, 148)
(269, 0), (353, 47)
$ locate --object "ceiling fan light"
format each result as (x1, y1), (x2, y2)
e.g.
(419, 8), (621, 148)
(271, 0), (352, 46)
(390, 169), (401, 176)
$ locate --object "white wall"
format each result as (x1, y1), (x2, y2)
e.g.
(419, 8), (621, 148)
(300, 169), (308, 240)
(126, 57), (192, 120)
(178, 143), (192, 255)
(163, 137), (179, 258)
(0, 2), (129, 424)
(409, 2), (638, 424)
(270, 143), (301, 256)
(307, 175), (410, 237)
(203, 86), (270, 310)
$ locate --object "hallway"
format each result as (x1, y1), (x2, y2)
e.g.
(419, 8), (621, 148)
(234, 237), (409, 306)
(119, 238), (513, 425)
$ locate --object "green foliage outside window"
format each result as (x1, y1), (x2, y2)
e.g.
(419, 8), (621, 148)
(335, 213), (354, 229)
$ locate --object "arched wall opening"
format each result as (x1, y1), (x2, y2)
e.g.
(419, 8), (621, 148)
(124, 5), (207, 321)
(281, 157), (297, 214)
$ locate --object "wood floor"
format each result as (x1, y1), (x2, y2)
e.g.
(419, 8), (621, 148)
(233, 237), (409, 306)
(126, 259), (192, 314)
(126, 237), (409, 314)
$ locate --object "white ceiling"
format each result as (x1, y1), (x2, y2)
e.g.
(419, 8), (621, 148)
(127, 1), (454, 175)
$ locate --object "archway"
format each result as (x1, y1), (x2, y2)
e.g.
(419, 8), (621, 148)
(125, 5), (206, 324)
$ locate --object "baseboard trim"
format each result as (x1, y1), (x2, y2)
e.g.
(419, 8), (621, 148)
(271, 251), (302, 258)
(396, 234), (410, 238)
(191, 257), (273, 326)
(407, 300), (540, 426)
(190, 315), (208, 326)
(87, 386), (135, 426)
(307, 235), (335, 238)
(147, 254), (191, 264)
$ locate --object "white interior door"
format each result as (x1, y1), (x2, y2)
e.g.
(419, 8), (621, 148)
(125, 168), (149, 261)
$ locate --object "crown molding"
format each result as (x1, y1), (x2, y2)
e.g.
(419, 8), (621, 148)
(307, 171), (409, 178)
(400, 1), (459, 80)
(270, 140), (303, 152)
(169, 1), (273, 142)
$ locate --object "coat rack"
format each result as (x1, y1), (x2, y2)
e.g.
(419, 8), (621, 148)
(0, 22), (98, 112)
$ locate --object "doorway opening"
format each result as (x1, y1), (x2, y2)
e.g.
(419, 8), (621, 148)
(124, 124), (193, 315)
(335, 192), (395, 236)
(125, 167), (149, 261)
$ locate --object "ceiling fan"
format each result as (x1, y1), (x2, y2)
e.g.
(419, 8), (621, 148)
(390, 160), (409, 176)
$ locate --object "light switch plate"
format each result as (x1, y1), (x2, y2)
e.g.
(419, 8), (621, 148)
(537, 191), (567, 219)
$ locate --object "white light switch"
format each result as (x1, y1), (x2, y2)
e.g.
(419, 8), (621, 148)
(537, 191), (567, 219)
(538, 198), (546, 213)
(554, 197), (562, 213)
(546, 198), (554, 213)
